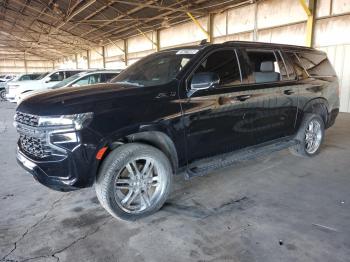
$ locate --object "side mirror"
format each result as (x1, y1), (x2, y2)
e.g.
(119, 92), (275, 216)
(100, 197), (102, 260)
(190, 72), (220, 91)
(72, 84), (80, 87)
(45, 77), (51, 83)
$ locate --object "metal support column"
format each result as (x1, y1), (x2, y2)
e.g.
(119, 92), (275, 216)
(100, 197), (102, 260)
(299, 0), (316, 47)
(102, 46), (106, 68)
(23, 52), (28, 73)
(86, 50), (90, 69)
(75, 53), (78, 69)
(136, 28), (157, 47)
(186, 12), (210, 42)
(156, 29), (161, 52)
(253, 1), (259, 41)
(123, 39), (128, 67)
(207, 13), (214, 43)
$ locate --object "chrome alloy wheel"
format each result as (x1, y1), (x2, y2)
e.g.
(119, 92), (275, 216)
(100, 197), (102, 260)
(305, 119), (322, 154)
(114, 157), (166, 214)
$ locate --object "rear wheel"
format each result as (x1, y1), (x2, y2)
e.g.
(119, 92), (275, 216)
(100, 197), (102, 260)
(95, 143), (173, 221)
(0, 89), (6, 101)
(290, 114), (325, 157)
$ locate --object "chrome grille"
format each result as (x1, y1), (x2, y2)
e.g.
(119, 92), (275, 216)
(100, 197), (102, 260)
(15, 112), (39, 127)
(19, 134), (50, 158)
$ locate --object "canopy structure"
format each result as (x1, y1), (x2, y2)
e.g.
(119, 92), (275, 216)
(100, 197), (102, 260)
(0, 0), (251, 60)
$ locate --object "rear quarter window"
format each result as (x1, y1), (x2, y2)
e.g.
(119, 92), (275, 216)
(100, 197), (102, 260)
(295, 52), (336, 78)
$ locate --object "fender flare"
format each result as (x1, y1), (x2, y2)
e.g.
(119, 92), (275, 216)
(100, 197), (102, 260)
(101, 125), (180, 172)
(302, 98), (329, 124)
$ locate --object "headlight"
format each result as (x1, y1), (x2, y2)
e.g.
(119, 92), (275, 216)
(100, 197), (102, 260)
(38, 112), (93, 130)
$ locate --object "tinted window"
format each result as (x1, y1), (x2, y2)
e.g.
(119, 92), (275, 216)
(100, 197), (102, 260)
(51, 73), (85, 89)
(280, 52), (297, 80)
(20, 75), (31, 81)
(36, 72), (49, 80)
(112, 50), (196, 87)
(73, 75), (89, 86)
(72, 74), (101, 87)
(50, 71), (64, 81)
(88, 74), (101, 84)
(245, 49), (281, 83)
(30, 74), (42, 80)
(65, 71), (83, 78)
(296, 52), (336, 77)
(103, 73), (118, 82)
(194, 49), (241, 86)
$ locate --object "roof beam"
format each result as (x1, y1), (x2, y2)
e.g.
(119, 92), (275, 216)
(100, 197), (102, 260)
(80, 0), (158, 37)
(111, 0), (204, 14)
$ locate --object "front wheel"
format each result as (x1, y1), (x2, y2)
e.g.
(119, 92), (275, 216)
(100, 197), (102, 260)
(290, 114), (325, 157)
(95, 143), (173, 221)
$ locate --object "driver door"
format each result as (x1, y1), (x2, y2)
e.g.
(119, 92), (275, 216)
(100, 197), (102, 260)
(182, 48), (256, 163)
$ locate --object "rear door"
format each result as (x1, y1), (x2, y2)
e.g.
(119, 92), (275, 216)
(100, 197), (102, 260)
(240, 48), (299, 144)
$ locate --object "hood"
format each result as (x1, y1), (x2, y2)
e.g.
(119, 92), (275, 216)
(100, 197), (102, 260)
(17, 83), (152, 115)
(7, 79), (41, 87)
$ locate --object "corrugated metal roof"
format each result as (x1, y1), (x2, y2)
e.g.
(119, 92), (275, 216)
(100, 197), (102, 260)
(0, 0), (252, 60)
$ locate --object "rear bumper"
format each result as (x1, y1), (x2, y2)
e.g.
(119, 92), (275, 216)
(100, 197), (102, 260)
(326, 108), (339, 128)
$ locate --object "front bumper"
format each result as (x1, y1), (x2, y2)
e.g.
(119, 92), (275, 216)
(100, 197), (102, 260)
(16, 130), (100, 191)
(17, 149), (79, 191)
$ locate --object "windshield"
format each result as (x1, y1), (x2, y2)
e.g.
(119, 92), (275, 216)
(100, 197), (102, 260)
(51, 72), (86, 89)
(111, 50), (197, 87)
(36, 72), (49, 80)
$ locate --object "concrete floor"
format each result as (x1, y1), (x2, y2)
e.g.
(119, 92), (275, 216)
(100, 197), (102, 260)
(0, 101), (349, 262)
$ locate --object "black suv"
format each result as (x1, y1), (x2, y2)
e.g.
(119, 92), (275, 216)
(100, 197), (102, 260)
(15, 41), (339, 220)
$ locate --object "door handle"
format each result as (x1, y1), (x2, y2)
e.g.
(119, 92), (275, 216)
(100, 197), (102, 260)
(236, 95), (251, 101)
(284, 89), (295, 95)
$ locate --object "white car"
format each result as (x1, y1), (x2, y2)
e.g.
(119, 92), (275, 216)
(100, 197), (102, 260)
(0, 74), (16, 82)
(1, 73), (42, 101)
(6, 69), (84, 103)
(17, 70), (121, 104)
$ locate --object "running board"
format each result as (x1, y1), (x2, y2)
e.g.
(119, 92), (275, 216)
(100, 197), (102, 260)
(185, 139), (299, 179)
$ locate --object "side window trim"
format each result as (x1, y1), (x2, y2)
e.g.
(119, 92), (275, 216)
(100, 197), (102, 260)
(294, 52), (310, 78)
(276, 50), (289, 79)
(272, 50), (284, 81)
(234, 50), (243, 83)
(186, 47), (243, 91)
(280, 51), (298, 81)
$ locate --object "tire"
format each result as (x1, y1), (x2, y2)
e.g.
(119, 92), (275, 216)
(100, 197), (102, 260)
(95, 143), (173, 221)
(290, 113), (325, 157)
(0, 89), (6, 101)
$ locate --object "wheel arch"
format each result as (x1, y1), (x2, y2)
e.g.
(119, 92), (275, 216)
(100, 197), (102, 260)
(105, 130), (179, 172)
(302, 98), (329, 125)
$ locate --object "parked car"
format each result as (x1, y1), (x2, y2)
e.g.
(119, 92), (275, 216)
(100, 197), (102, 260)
(6, 69), (84, 103)
(0, 74), (16, 82)
(12, 73), (42, 82)
(0, 74), (17, 99)
(17, 70), (121, 104)
(15, 41), (339, 220)
(1, 73), (43, 101)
